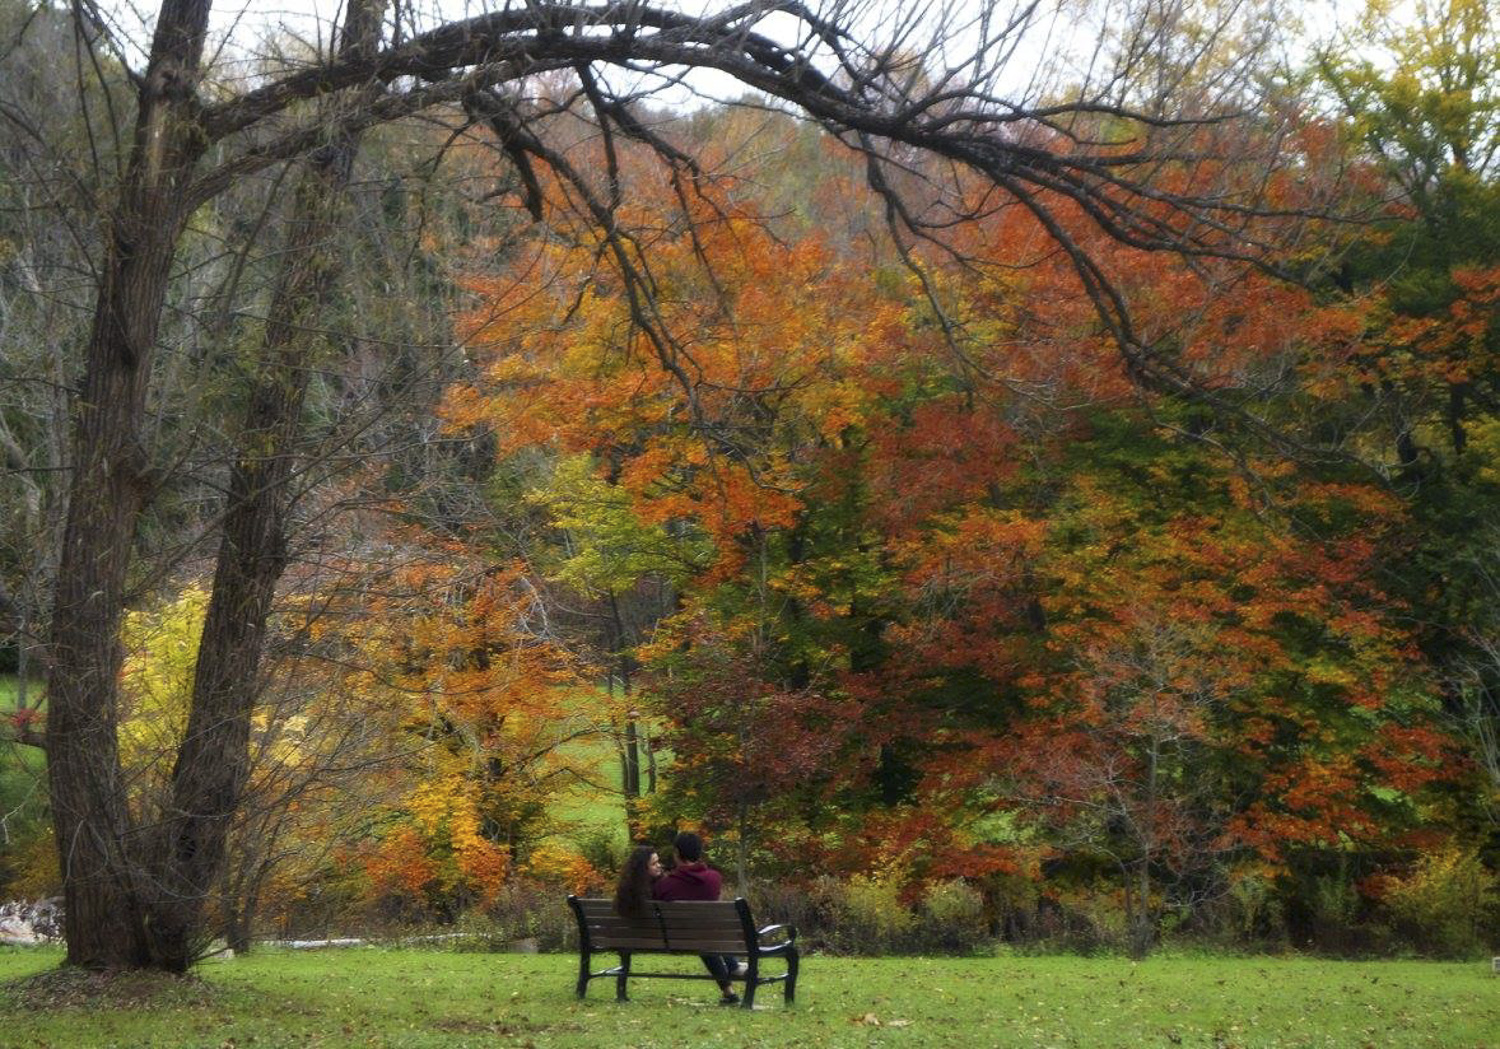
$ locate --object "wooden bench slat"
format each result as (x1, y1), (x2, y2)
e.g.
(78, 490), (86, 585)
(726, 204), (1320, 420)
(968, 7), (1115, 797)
(655, 913), (744, 924)
(590, 938), (684, 950)
(656, 922), (748, 935)
(583, 919), (659, 931)
(669, 941), (747, 953)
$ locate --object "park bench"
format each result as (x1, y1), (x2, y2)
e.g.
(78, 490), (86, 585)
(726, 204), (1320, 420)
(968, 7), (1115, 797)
(566, 895), (799, 1008)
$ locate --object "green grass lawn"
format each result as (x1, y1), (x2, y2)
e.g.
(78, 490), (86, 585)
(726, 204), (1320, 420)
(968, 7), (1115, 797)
(540, 687), (674, 857)
(0, 673), (44, 710)
(1, 947), (1494, 1048)
(0, 675), (47, 843)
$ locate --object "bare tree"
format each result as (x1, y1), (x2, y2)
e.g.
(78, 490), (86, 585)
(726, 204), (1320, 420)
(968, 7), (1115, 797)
(27, 0), (1309, 970)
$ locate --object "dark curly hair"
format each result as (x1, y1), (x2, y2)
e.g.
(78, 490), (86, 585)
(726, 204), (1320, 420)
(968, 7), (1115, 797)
(613, 845), (658, 918)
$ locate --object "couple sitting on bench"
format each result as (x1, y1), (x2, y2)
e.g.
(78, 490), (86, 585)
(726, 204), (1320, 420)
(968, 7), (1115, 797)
(614, 831), (745, 1005)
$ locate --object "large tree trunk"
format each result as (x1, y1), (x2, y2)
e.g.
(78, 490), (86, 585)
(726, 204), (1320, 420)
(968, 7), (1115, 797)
(146, 0), (385, 970)
(44, 0), (213, 970)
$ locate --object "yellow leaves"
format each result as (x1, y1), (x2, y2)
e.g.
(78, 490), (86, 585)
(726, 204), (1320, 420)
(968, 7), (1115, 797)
(1467, 415), (1500, 485)
(119, 586), (210, 779)
(1303, 659), (1359, 690)
(807, 377), (870, 441)
(399, 768), (512, 905)
(407, 772), (466, 839)
(522, 842), (599, 895)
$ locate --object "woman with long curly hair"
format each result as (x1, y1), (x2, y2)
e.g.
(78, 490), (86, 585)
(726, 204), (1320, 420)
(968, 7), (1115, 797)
(612, 845), (662, 918)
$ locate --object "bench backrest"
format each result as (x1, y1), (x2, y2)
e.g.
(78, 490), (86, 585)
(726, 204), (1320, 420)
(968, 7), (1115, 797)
(569, 897), (753, 955)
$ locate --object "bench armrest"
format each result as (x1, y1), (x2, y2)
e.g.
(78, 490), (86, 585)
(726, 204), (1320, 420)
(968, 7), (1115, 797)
(756, 923), (797, 947)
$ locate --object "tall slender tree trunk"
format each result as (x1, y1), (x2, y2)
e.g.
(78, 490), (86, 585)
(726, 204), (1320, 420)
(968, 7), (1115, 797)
(607, 591), (643, 831)
(623, 715), (641, 797)
(644, 726), (657, 794)
(148, 0), (384, 970)
(45, 0), (213, 970)
(735, 797), (749, 897)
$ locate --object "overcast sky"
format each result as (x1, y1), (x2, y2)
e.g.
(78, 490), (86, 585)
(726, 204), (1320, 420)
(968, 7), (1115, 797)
(93, 0), (1356, 112)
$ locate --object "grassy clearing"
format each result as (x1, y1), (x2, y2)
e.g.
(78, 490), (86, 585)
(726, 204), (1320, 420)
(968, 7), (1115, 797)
(540, 687), (674, 856)
(545, 703), (628, 843)
(0, 675), (46, 825)
(0, 674), (44, 711)
(0, 947), (1494, 1048)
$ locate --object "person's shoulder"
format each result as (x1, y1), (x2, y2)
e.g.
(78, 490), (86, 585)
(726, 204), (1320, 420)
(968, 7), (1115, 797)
(696, 866), (724, 897)
(651, 870), (684, 898)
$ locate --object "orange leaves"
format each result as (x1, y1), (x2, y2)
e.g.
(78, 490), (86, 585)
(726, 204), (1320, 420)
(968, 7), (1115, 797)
(898, 507), (1045, 586)
(980, 416), (1461, 880)
(521, 843), (601, 896)
(1320, 261), (1500, 397)
(1234, 757), (1379, 856)
(361, 773), (513, 910)
(423, 97), (1484, 923)
(318, 540), (585, 917)
(372, 561), (579, 728)
(866, 398), (1022, 536)
(362, 827), (440, 901)
(882, 506), (1046, 681)
(1445, 265), (1500, 367)
(1362, 723), (1455, 794)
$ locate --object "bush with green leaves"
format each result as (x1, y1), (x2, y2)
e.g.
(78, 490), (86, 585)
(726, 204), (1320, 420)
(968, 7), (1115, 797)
(915, 878), (988, 954)
(1380, 848), (1498, 959)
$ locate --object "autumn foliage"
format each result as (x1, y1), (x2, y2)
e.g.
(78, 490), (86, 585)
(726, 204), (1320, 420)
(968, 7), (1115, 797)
(5, 5), (1497, 958)
(423, 92), (1494, 954)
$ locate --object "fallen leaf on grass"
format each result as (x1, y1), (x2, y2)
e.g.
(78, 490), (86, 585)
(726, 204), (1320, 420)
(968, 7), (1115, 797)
(849, 1012), (915, 1028)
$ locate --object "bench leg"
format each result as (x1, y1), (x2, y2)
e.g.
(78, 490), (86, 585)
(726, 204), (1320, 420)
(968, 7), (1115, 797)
(742, 957), (758, 1009)
(784, 946), (799, 1005)
(615, 951), (632, 1002)
(575, 947), (590, 999)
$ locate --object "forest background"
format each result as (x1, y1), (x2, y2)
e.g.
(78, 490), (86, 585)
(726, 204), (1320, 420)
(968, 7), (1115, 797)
(0, 0), (1497, 969)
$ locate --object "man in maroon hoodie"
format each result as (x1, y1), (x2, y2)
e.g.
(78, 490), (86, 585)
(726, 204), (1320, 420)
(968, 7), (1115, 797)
(652, 831), (743, 1004)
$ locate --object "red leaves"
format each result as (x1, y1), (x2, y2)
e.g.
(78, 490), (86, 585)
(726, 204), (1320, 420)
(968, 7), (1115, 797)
(429, 105), (1480, 917)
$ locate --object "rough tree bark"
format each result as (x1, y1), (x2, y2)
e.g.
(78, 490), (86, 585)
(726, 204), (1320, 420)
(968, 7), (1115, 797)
(45, 0), (214, 970)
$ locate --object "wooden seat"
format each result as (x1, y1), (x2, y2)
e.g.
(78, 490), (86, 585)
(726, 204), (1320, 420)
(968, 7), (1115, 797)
(567, 896), (799, 1008)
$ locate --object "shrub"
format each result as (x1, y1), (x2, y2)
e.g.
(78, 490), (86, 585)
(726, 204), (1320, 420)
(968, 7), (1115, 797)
(808, 873), (916, 955)
(575, 828), (627, 879)
(916, 879), (988, 954)
(520, 842), (603, 897)
(748, 880), (830, 950)
(1224, 874), (1285, 947)
(1296, 867), (1373, 955)
(483, 877), (576, 951)
(985, 872), (1042, 943)
(1380, 847), (1498, 959)
(0, 826), (59, 901)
